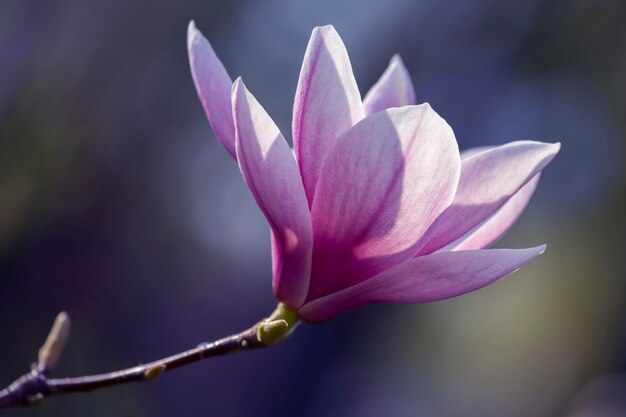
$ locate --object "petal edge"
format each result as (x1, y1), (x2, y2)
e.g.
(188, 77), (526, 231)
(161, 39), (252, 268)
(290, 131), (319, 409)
(293, 25), (365, 206)
(451, 174), (541, 251)
(299, 245), (546, 323)
(307, 104), (461, 300)
(233, 78), (313, 307)
(363, 54), (416, 116)
(188, 21), (237, 159)
(418, 141), (560, 255)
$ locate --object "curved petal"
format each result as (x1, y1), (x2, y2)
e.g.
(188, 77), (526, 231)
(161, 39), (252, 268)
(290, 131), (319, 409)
(460, 145), (493, 160)
(188, 21), (236, 159)
(451, 174), (540, 251)
(299, 245), (546, 323)
(307, 104), (461, 301)
(418, 141), (560, 255)
(232, 78), (312, 307)
(293, 25), (365, 206)
(363, 55), (416, 116)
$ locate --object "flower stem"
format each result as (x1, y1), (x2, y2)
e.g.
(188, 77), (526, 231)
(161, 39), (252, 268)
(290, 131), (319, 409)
(0, 305), (297, 408)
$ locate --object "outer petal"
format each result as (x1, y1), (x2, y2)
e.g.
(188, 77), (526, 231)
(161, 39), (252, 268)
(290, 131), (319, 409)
(293, 25), (365, 206)
(460, 145), (493, 160)
(363, 55), (416, 116)
(307, 105), (461, 300)
(188, 21), (236, 159)
(299, 245), (546, 323)
(451, 174), (540, 251)
(232, 78), (312, 307)
(417, 141), (560, 255)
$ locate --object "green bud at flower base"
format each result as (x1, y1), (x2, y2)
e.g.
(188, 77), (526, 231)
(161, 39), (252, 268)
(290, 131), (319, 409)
(256, 303), (300, 345)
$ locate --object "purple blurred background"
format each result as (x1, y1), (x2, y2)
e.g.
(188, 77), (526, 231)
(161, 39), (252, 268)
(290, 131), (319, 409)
(1, 0), (625, 416)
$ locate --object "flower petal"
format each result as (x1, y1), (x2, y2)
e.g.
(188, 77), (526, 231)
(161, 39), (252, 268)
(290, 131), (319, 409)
(293, 25), (365, 206)
(187, 21), (236, 159)
(418, 141), (560, 255)
(299, 245), (546, 323)
(307, 104), (461, 301)
(451, 174), (540, 251)
(232, 78), (312, 307)
(460, 145), (493, 160)
(363, 55), (416, 116)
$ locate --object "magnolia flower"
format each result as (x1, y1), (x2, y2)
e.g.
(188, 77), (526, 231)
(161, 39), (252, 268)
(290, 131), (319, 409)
(187, 22), (560, 324)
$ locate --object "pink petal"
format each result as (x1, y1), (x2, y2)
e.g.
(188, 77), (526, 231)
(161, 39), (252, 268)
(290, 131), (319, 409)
(307, 104), (461, 301)
(299, 245), (546, 323)
(232, 78), (312, 307)
(460, 145), (493, 159)
(418, 141), (560, 255)
(187, 21), (236, 159)
(293, 25), (365, 206)
(451, 174), (540, 251)
(363, 55), (416, 116)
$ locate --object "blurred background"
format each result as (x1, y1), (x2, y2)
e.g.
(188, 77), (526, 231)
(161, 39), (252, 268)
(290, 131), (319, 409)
(1, 0), (625, 416)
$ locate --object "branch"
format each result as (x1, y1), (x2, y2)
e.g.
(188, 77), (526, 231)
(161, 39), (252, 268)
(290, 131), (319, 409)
(0, 305), (299, 408)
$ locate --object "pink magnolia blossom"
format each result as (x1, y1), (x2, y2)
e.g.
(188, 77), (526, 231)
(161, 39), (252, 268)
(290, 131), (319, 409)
(187, 22), (560, 323)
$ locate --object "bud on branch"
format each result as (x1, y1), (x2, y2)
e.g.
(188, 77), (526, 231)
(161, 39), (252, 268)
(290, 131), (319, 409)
(0, 304), (298, 408)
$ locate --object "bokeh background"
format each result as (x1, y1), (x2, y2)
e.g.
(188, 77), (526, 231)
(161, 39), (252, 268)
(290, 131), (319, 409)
(1, 0), (625, 416)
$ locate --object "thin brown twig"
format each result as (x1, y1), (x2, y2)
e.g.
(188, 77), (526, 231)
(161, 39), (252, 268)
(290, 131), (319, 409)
(0, 306), (297, 408)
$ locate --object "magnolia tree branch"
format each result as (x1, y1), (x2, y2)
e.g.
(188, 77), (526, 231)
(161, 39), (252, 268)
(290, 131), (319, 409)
(0, 305), (299, 408)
